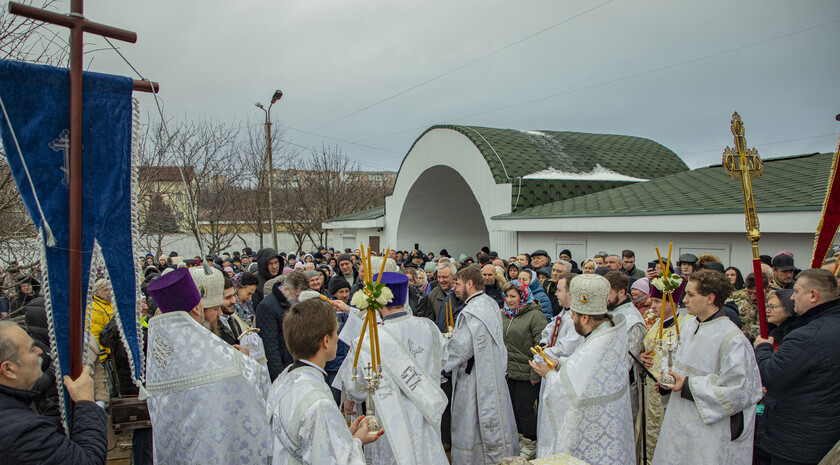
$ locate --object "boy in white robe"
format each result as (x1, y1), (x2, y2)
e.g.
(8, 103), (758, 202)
(267, 299), (383, 464)
(653, 269), (762, 465)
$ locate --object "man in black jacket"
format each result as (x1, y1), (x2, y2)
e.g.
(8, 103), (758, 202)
(252, 247), (284, 308)
(218, 276), (243, 346)
(256, 270), (309, 381)
(754, 268), (840, 465)
(0, 321), (107, 464)
(482, 264), (504, 308)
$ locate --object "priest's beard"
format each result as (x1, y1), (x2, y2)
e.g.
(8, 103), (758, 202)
(573, 318), (586, 336)
(606, 294), (619, 311)
(199, 313), (220, 336)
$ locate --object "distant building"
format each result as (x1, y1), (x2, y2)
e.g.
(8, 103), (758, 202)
(323, 124), (831, 270)
(137, 165), (195, 229)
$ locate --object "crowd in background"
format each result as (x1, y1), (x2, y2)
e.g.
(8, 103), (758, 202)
(1, 241), (840, 464)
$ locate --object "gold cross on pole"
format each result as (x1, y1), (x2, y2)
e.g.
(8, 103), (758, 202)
(722, 112), (764, 242)
(722, 111), (770, 340)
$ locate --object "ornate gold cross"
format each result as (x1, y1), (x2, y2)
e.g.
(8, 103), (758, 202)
(722, 112), (764, 244)
(722, 112), (770, 340)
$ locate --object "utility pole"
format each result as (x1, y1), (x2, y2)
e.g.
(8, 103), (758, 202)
(255, 90), (283, 251)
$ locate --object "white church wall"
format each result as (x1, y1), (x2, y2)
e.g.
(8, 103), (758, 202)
(383, 128), (513, 259)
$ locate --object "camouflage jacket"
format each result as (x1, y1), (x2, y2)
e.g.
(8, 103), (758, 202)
(727, 288), (759, 341)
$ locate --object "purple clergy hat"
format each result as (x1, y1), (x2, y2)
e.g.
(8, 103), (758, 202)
(147, 267), (201, 313)
(373, 271), (409, 307)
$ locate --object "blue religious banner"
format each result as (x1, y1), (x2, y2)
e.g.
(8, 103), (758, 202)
(0, 59), (144, 429)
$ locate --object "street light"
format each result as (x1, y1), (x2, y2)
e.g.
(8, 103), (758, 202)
(254, 89), (283, 251)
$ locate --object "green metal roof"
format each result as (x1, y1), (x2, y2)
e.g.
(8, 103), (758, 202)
(494, 152), (832, 219)
(326, 206), (385, 222)
(403, 125), (689, 183)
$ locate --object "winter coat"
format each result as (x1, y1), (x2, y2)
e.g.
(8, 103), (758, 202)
(502, 300), (547, 382)
(544, 280), (561, 316)
(255, 281), (295, 381)
(484, 282), (505, 309)
(527, 272), (553, 320)
(88, 295), (113, 362)
(0, 384), (108, 464)
(428, 285), (451, 321)
(407, 285), (432, 320)
(434, 293), (465, 333)
(755, 298), (840, 463)
(24, 297), (61, 422)
(324, 312), (349, 373)
(252, 248), (284, 308)
(99, 316), (149, 397)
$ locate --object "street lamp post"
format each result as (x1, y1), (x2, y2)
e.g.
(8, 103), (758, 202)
(255, 90), (283, 251)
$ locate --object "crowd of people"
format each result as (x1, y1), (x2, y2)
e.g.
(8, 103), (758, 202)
(0, 242), (839, 465)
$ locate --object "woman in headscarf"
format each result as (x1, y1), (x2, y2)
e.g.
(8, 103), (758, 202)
(500, 279), (546, 459)
(631, 277), (653, 326)
(415, 267), (431, 294)
(581, 259), (597, 274)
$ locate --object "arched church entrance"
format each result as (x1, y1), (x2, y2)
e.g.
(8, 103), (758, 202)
(396, 165), (489, 259)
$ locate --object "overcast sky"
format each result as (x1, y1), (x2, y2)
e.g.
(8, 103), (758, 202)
(75, 0), (840, 171)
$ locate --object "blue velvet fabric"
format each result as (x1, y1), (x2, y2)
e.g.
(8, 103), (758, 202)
(0, 60), (141, 425)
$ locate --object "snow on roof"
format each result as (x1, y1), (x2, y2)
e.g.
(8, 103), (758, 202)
(519, 130), (548, 136)
(523, 164), (648, 182)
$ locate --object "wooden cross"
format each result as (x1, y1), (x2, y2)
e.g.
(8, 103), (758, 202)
(8, 0), (159, 381)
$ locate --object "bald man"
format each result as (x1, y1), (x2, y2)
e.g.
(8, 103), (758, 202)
(482, 264), (504, 308)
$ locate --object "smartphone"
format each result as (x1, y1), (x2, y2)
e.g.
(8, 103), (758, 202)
(414, 243), (419, 251)
(647, 261), (658, 270)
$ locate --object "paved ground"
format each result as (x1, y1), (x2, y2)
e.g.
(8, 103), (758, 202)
(107, 429), (133, 465)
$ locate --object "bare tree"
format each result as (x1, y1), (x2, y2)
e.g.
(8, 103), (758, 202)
(240, 118), (299, 250)
(279, 145), (393, 249)
(0, 1), (73, 272)
(165, 120), (247, 255)
(133, 117), (184, 257)
(0, 0), (68, 66)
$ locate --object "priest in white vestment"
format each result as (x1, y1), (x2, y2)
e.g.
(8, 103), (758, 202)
(638, 284), (691, 465)
(539, 273), (583, 361)
(144, 267), (272, 465)
(536, 273), (584, 449)
(267, 298), (383, 464)
(531, 273), (635, 465)
(444, 266), (519, 465)
(652, 269), (762, 465)
(605, 271), (648, 430)
(335, 271), (449, 465)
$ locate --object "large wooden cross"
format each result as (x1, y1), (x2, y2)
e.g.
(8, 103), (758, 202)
(8, 0), (159, 381)
(722, 112), (769, 339)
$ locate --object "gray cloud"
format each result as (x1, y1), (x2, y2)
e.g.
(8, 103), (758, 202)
(83, 0), (840, 171)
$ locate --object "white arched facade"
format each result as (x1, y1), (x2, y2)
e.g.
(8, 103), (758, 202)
(383, 128), (516, 259)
